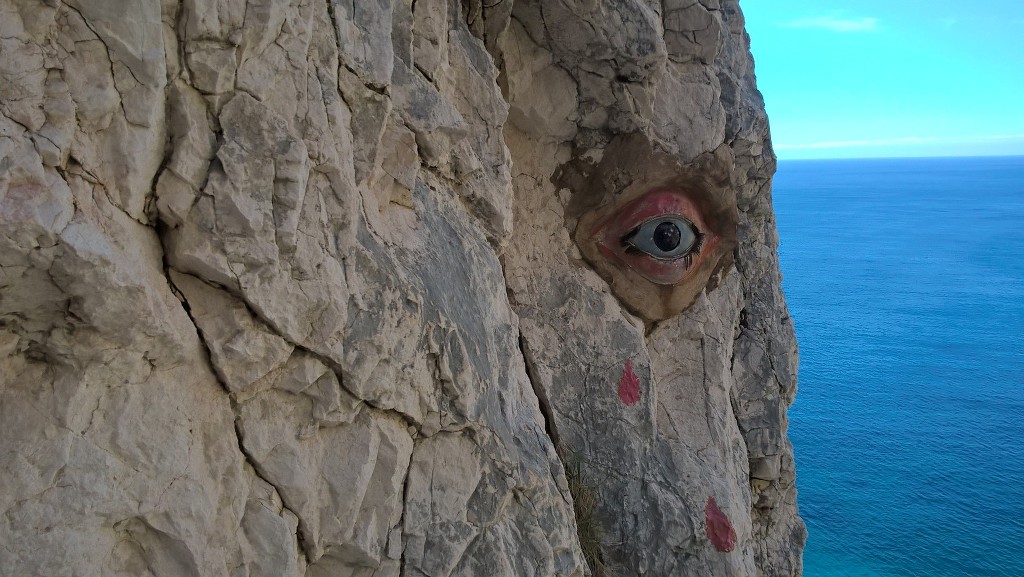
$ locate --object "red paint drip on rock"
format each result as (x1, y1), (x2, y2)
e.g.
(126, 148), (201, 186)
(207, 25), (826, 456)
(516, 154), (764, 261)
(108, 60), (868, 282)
(705, 496), (737, 552)
(618, 359), (641, 405)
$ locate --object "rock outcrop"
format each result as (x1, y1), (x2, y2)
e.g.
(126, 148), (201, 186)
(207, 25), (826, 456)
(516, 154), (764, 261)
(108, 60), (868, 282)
(0, 0), (804, 575)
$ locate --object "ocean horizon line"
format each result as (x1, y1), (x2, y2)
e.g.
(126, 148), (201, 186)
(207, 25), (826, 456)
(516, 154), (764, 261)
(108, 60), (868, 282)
(776, 153), (1024, 162)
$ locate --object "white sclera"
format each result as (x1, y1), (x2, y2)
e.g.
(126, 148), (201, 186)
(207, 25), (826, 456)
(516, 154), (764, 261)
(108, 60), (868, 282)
(625, 216), (699, 260)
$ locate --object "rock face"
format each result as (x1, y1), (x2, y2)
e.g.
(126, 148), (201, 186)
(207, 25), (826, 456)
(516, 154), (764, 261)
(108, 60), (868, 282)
(0, 0), (804, 576)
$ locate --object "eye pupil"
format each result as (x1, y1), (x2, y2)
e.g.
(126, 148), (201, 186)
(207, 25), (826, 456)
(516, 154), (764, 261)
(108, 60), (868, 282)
(653, 221), (681, 251)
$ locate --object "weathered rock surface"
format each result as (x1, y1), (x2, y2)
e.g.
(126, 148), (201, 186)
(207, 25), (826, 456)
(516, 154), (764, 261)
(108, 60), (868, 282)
(1, 1), (803, 576)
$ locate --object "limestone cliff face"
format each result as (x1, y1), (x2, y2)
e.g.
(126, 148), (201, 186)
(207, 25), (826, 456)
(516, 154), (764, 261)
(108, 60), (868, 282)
(0, 1), (803, 576)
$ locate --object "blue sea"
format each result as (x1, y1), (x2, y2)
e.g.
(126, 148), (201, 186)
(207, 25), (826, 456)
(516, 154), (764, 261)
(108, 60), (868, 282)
(773, 156), (1024, 577)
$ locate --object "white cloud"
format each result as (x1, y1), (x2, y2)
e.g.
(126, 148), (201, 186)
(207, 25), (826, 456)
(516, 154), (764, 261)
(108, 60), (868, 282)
(775, 134), (1024, 151)
(782, 16), (879, 32)
(940, 17), (958, 28)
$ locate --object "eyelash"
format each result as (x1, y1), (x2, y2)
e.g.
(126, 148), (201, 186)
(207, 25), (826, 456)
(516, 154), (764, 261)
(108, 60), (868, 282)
(682, 232), (705, 266)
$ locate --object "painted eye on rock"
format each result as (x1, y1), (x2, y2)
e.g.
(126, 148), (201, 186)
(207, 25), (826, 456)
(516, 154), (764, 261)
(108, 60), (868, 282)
(568, 135), (739, 321)
(587, 189), (719, 286)
(622, 216), (703, 262)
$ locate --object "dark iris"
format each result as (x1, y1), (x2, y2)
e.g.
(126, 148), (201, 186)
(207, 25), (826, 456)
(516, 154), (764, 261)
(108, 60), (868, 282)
(653, 221), (681, 251)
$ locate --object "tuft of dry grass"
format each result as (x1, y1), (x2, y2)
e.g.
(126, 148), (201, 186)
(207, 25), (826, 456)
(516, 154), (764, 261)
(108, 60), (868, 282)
(560, 446), (608, 577)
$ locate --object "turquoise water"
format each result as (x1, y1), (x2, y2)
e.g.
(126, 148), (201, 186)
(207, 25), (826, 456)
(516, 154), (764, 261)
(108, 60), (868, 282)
(773, 156), (1024, 577)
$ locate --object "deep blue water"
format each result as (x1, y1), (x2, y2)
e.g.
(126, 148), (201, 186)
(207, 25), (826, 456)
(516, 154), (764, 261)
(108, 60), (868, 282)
(774, 156), (1024, 577)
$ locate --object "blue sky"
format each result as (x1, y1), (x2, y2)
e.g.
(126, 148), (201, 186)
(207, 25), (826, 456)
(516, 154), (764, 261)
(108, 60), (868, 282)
(741, 1), (1024, 159)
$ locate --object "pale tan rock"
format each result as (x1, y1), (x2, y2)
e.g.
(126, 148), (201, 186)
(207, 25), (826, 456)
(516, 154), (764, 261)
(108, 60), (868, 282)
(186, 43), (237, 94)
(240, 465), (305, 577)
(237, 396), (413, 569)
(664, 0), (724, 65)
(1, 0), (802, 576)
(333, 0), (395, 89)
(652, 63), (728, 160)
(412, 0), (449, 79)
(0, 119), (250, 577)
(155, 80), (216, 227)
(171, 270), (294, 393)
(501, 20), (578, 143)
(339, 64), (392, 186)
(371, 119), (420, 211)
(391, 57), (469, 166)
(59, 0), (166, 223)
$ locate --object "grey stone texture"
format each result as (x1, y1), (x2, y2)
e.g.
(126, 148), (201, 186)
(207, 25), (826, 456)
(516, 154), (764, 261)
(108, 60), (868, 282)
(0, 0), (804, 576)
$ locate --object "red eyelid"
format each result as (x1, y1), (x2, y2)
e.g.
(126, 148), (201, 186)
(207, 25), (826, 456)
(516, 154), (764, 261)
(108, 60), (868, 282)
(613, 189), (705, 233)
